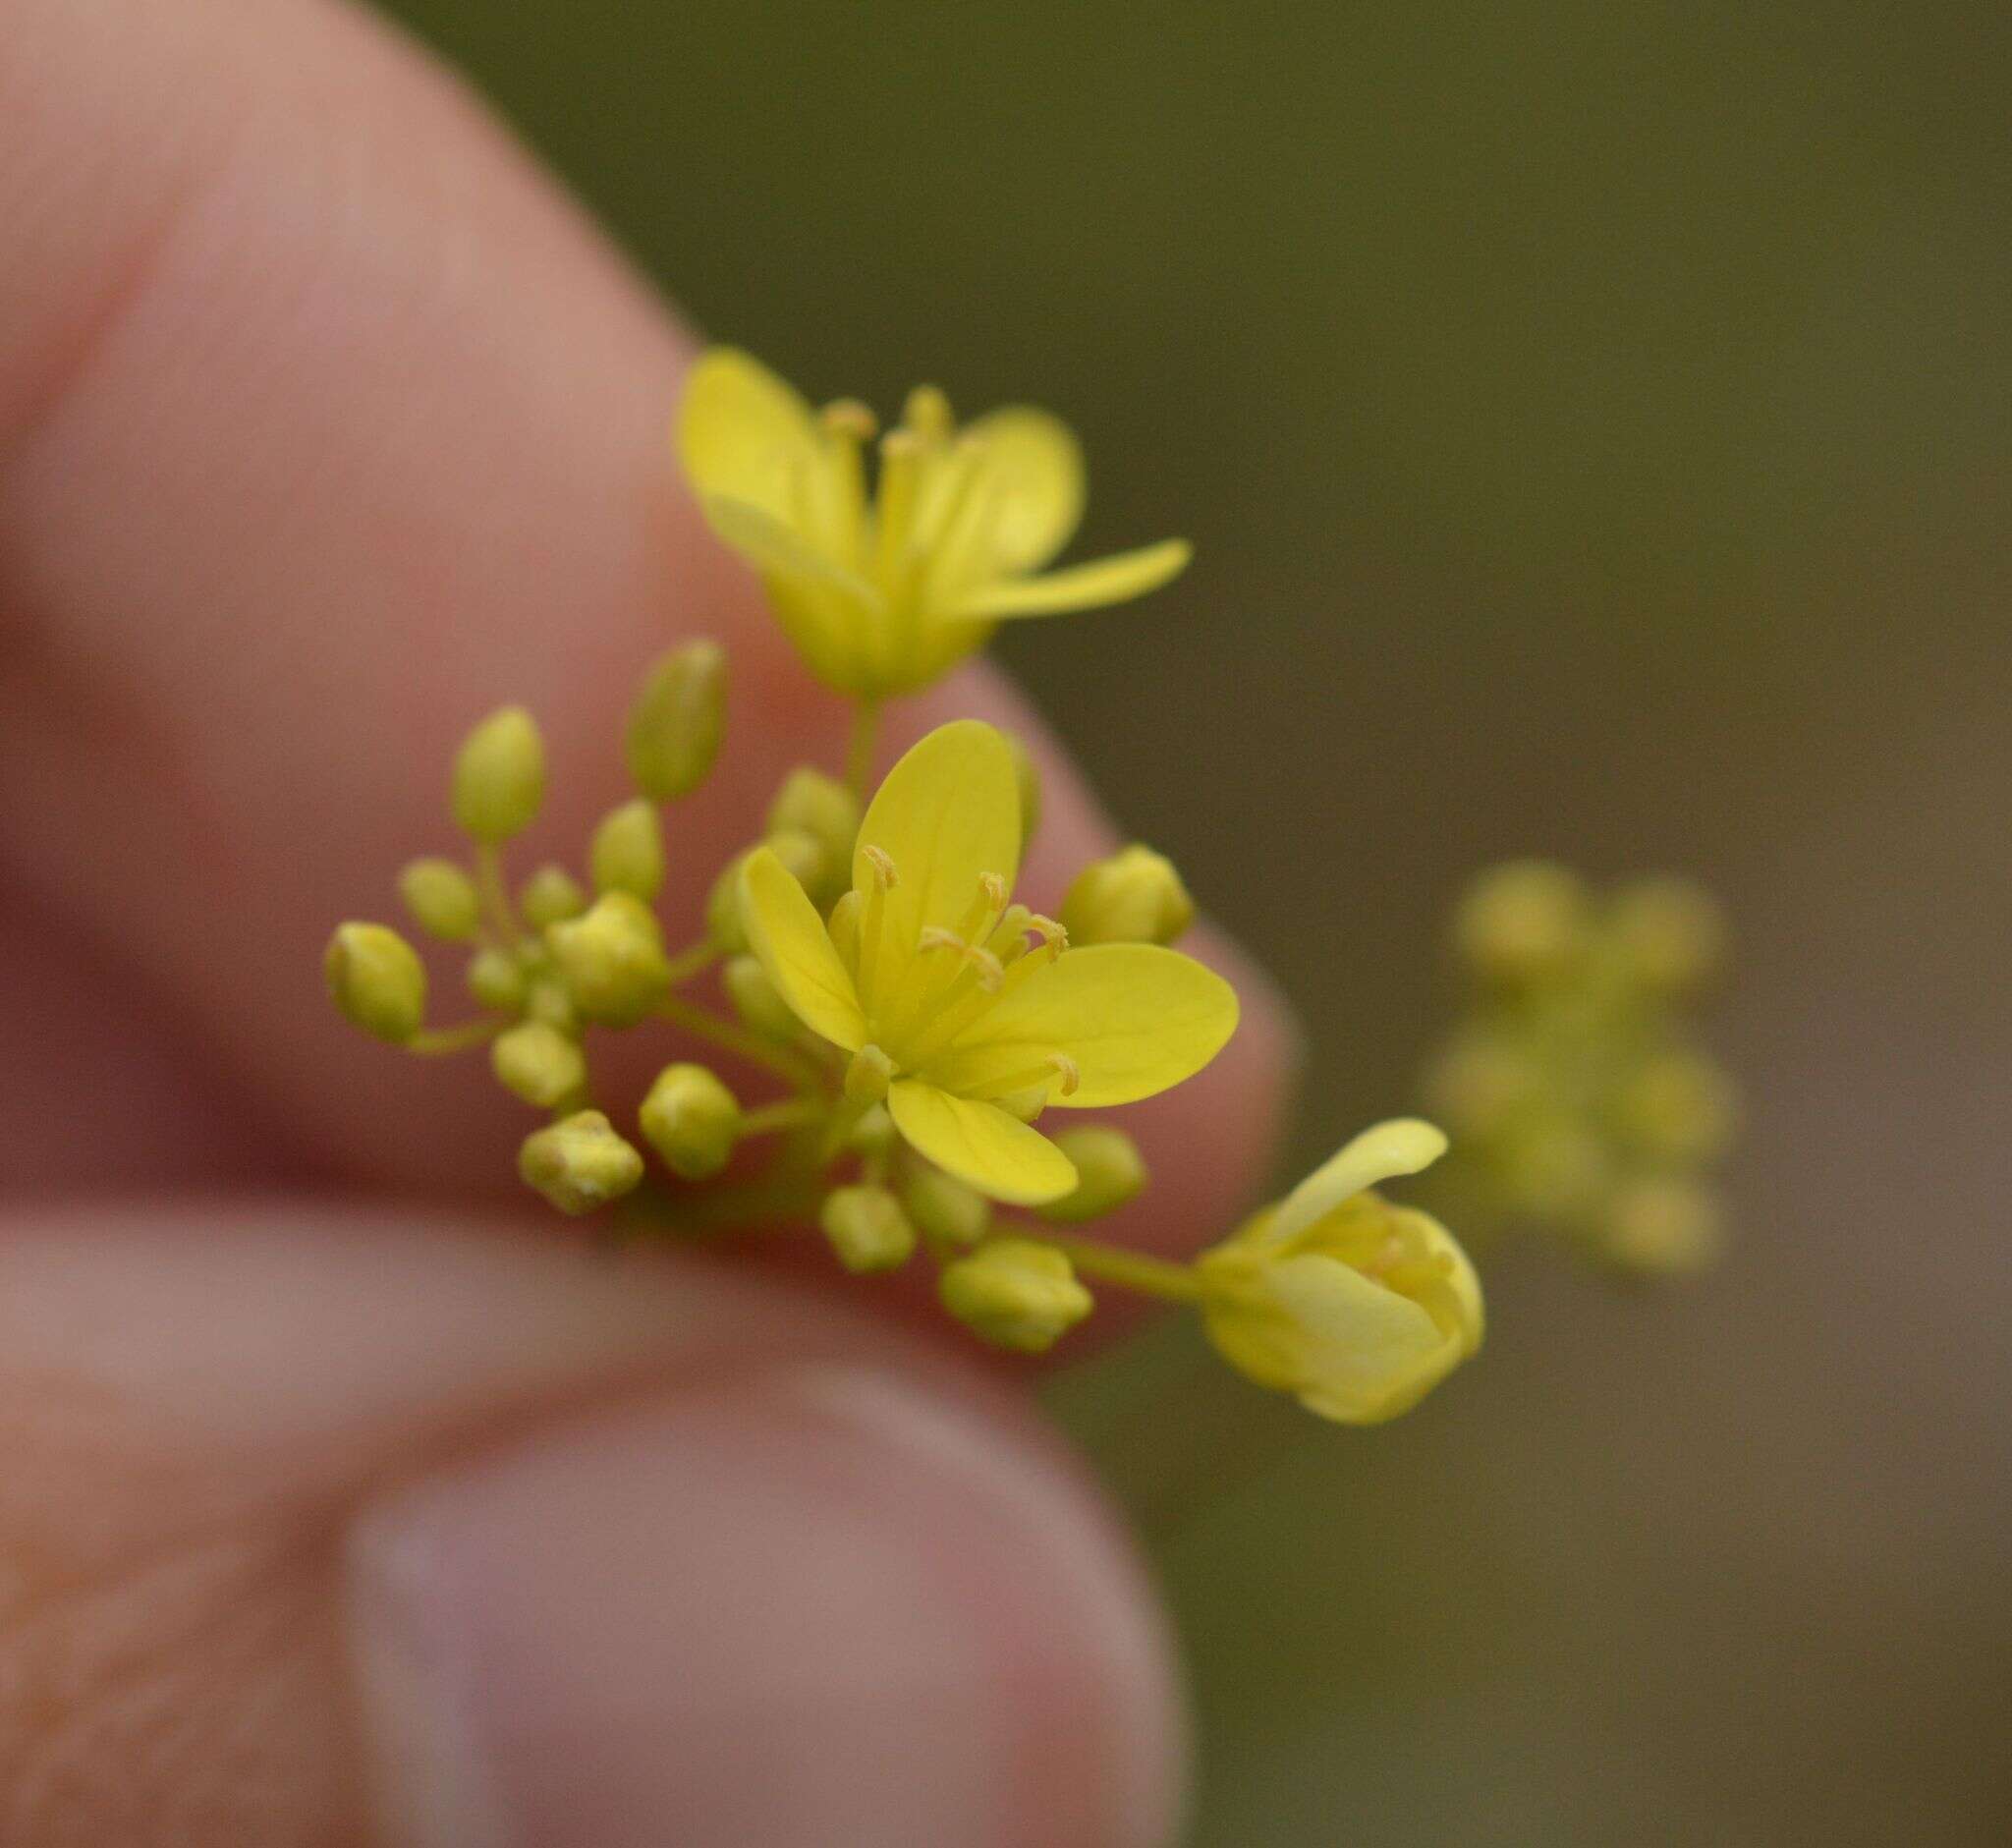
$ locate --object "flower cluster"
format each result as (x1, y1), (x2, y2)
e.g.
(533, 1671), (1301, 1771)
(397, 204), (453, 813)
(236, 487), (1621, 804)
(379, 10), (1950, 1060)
(324, 349), (1714, 1426)
(1420, 861), (1738, 1275)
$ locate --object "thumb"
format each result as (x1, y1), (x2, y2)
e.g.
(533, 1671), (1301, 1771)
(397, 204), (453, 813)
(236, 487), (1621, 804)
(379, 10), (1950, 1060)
(0, 1204), (1183, 1847)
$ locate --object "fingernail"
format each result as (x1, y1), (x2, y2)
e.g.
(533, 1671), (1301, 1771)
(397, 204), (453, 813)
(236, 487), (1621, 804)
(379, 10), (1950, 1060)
(344, 1367), (1185, 1848)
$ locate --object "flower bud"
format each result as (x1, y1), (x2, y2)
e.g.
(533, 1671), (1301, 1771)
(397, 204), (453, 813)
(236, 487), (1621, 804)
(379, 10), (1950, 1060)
(843, 1043), (895, 1106)
(451, 706), (545, 843)
(1005, 730), (1042, 844)
(398, 858), (480, 941)
(819, 1185), (918, 1274)
(638, 1062), (742, 1180)
(518, 1110), (644, 1216)
(1604, 1178), (1725, 1276)
(525, 977), (580, 1035)
(491, 1021), (588, 1111)
(706, 832), (821, 953)
(1061, 846), (1195, 946)
(466, 946), (528, 1013)
(938, 1241), (1092, 1353)
(625, 641), (727, 800)
(847, 1103), (895, 1156)
(589, 799), (665, 901)
(765, 768), (859, 897)
(903, 1169), (992, 1248)
(324, 923), (427, 1043)
(1609, 875), (1727, 995)
(1422, 1035), (1539, 1138)
(519, 864), (588, 928)
(547, 892), (672, 1027)
(722, 954), (799, 1038)
(1454, 861), (1589, 984)
(1616, 1051), (1738, 1163)
(1035, 1127), (1147, 1222)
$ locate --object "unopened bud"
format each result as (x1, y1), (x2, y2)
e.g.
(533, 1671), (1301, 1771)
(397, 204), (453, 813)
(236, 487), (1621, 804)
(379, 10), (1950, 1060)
(589, 799), (665, 901)
(1616, 1052), (1738, 1163)
(722, 955), (799, 1038)
(938, 1240), (1092, 1352)
(1455, 861), (1590, 984)
(765, 768), (859, 897)
(843, 1043), (895, 1106)
(518, 1110), (644, 1216)
(1035, 1127), (1147, 1222)
(819, 1185), (917, 1274)
(398, 858), (480, 941)
(706, 832), (821, 953)
(847, 1103), (895, 1155)
(520, 864), (588, 928)
(625, 641), (727, 800)
(466, 946), (528, 1014)
(547, 892), (671, 1027)
(1061, 845), (1195, 946)
(525, 977), (580, 1035)
(1422, 1036), (1539, 1137)
(1005, 731), (1042, 843)
(1609, 876), (1727, 994)
(451, 706), (545, 843)
(638, 1062), (741, 1179)
(1604, 1178), (1725, 1277)
(904, 1169), (992, 1248)
(324, 923), (427, 1043)
(491, 1021), (588, 1110)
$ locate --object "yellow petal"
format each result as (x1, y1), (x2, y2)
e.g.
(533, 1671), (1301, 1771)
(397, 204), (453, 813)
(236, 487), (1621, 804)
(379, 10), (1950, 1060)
(1261, 1255), (1459, 1424)
(1264, 1118), (1449, 1248)
(955, 408), (1085, 574)
(738, 847), (866, 1052)
(855, 720), (1022, 950)
(676, 348), (821, 526)
(887, 1081), (1079, 1205)
(945, 539), (1192, 621)
(928, 943), (1238, 1108)
(700, 495), (883, 606)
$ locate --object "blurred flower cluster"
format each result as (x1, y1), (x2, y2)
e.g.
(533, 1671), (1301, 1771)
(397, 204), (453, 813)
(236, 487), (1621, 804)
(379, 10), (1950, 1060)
(323, 349), (1725, 1428)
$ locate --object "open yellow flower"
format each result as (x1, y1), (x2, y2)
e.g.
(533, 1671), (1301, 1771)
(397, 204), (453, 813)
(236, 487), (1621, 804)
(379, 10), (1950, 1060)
(677, 349), (1192, 698)
(737, 720), (1237, 1204)
(1200, 1119), (1483, 1424)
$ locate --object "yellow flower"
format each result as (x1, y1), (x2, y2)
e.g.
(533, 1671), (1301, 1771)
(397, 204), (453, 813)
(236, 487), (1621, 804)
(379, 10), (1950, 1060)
(737, 720), (1237, 1204)
(677, 349), (1192, 698)
(1200, 1119), (1483, 1424)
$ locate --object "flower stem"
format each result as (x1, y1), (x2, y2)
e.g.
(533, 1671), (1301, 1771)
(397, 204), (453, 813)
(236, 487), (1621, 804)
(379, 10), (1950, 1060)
(473, 842), (517, 943)
(738, 1097), (824, 1138)
(407, 1019), (507, 1056)
(844, 699), (882, 799)
(1042, 1235), (1204, 1303)
(656, 993), (825, 1092)
(660, 939), (722, 986)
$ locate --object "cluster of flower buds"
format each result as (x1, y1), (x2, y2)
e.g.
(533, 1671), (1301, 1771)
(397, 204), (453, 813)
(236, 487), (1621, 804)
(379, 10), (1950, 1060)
(1421, 861), (1737, 1274)
(322, 346), (1727, 1427)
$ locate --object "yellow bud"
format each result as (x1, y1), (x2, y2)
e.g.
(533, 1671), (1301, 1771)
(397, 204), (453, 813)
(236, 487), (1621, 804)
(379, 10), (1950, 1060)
(451, 706), (545, 843)
(819, 1185), (918, 1274)
(547, 892), (672, 1027)
(519, 864), (588, 928)
(398, 858), (480, 941)
(1422, 1036), (1539, 1137)
(625, 641), (727, 800)
(526, 977), (579, 1035)
(1036, 1127), (1147, 1222)
(1609, 875), (1727, 994)
(518, 1110), (644, 1216)
(847, 1103), (895, 1155)
(491, 1021), (588, 1110)
(904, 1169), (992, 1248)
(324, 923), (427, 1043)
(722, 955), (799, 1039)
(843, 1043), (895, 1106)
(1603, 1178), (1725, 1276)
(766, 767), (861, 898)
(1455, 861), (1590, 984)
(1005, 730), (1042, 843)
(1501, 1121), (1612, 1220)
(466, 946), (528, 1014)
(638, 1062), (742, 1179)
(1616, 1051), (1738, 1163)
(1060, 845), (1196, 946)
(589, 799), (665, 901)
(939, 1240), (1092, 1353)
(706, 832), (821, 954)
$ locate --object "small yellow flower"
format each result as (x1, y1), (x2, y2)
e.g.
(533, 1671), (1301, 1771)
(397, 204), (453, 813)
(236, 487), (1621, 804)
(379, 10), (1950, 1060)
(738, 720), (1238, 1204)
(1200, 1119), (1483, 1424)
(677, 349), (1192, 698)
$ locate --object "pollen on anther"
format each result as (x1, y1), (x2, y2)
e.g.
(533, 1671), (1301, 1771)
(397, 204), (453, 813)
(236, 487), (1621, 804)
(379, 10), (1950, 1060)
(863, 844), (898, 889)
(1048, 1053), (1081, 1096)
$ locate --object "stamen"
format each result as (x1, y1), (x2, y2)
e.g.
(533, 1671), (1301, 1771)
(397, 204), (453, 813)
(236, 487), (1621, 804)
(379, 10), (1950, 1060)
(820, 399), (878, 441)
(859, 848), (896, 1013)
(1047, 1053), (1081, 1097)
(903, 384), (954, 442)
(918, 927), (1004, 993)
(862, 845), (898, 890)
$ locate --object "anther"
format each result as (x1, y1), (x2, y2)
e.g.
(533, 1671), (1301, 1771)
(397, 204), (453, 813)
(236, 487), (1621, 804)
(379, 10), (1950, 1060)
(820, 399), (878, 441)
(862, 844), (899, 890)
(1047, 1053), (1081, 1097)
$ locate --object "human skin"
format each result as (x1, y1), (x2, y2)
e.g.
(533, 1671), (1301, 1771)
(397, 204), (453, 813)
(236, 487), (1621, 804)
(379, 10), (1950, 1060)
(0, 2), (1293, 1842)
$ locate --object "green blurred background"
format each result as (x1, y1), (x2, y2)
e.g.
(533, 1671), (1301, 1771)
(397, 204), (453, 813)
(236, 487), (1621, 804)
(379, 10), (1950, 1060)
(380, 3), (2011, 1840)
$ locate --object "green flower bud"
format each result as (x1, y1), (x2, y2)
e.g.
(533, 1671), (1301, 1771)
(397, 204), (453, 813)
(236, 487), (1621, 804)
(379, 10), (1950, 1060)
(638, 1062), (742, 1180)
(1005, 730), (1042, 844)
(847, 1103), (895, 1156)
(904, 1169), (992, 1248)
(451, 706), (545, 843)
(706, 831), (821, 954)
(938, 1241), (1092, 1352)
(1455, 861), (1590, 984)
(1608, 876), (1727, 995)
(843, 1043), (895, 1106)
(722, 954), (799, 1038)
(466, 946), (529, 1014)
(518, 1110), (644, 1216)
(589, 799), (665, 901)
(626, 640), (727, 800)
(519, 864), (588, 928)
(1060, 845), (1196, 946)
(525, 978), (580, 1035)
(819, 1185), (917, 1274)
(1603, 1178), (1725, 1277)
(1035, 1127), (1147, 1222)
(324, 923), (427, 1043)
(547, 892), (672, 1027)
(398, 858), (480, 941)
(491, 1021), (588, 1110)
(1615, 1051), (1738, 1164)
(765, 767), (859, 898)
